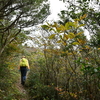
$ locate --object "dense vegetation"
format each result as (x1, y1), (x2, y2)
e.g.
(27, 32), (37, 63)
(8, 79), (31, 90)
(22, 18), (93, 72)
(27, 15), (100, 100)
(27, 0), (100, 100)
(0, 0), (100, 100)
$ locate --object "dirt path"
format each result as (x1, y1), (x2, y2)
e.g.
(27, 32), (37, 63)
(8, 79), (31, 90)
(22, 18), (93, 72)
(16, 75), (29, 100)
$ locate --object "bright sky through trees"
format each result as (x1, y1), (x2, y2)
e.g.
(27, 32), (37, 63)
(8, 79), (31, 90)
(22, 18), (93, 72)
(25, 0), (91, 46)
(47, 0), (66, 21)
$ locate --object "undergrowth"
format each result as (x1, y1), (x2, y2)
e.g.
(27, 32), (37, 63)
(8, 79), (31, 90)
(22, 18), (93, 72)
(0, 64), (25, 100)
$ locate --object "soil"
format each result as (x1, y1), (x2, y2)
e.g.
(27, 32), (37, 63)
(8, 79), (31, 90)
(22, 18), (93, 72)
(16, 75), (29, 100)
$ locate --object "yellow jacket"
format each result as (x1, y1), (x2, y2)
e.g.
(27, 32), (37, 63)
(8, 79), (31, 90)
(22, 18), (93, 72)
(18, 58), (30, 69)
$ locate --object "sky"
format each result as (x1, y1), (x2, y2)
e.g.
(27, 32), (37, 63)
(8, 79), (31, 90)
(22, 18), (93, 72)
(47, 0), (66, 21)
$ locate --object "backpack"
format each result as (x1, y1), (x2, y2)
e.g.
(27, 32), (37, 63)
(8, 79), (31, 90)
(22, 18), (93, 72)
(20, 58), (28, 67)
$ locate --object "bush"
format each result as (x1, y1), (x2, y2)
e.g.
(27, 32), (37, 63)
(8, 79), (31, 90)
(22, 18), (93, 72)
(0, 64), (24, 100)
(26, 71), (58, 100)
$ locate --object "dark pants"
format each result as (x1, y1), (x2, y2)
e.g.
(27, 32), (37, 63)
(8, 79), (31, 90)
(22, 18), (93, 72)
(20, 67), (27, 85)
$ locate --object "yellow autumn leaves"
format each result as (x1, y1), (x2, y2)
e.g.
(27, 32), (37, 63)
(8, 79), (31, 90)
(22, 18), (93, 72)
(42, 14), (87, 33)
(42, 14), (89, 50)
(57, 32), (84, 46)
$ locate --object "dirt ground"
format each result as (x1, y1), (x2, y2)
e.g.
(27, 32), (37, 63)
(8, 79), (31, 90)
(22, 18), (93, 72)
(16, 74), (29, 100)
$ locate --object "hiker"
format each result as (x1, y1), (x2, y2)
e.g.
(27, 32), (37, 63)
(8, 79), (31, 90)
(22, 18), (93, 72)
(18, 56), (30, 85)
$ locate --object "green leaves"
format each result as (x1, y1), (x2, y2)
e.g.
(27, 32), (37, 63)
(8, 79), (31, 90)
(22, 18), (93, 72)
(41, 15), (87, 50)
(49, 34), (56, 39)
(72, 42), (80, 45)
(41, 25), (50, 29)
(65, 22), (75, 30)
(42, 14), (86, 34)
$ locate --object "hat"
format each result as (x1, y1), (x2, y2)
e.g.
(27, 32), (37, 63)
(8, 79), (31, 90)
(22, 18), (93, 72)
(22, 55), (26, 58)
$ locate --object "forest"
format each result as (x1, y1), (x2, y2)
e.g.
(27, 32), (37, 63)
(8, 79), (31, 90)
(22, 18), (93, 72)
(0, 0), (100, 100)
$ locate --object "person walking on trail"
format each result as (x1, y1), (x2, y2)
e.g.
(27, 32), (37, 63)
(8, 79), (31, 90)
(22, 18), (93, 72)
(18, 56), (30, 85)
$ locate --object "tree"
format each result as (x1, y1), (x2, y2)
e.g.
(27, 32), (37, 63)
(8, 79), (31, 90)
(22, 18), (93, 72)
(59, 0), (100, 38)
(0, 0), (50, 28)
(0, 0), (50, 56)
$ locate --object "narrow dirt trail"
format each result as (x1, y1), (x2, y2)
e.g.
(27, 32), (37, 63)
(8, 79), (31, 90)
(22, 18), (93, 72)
(16, 75), (29, 100)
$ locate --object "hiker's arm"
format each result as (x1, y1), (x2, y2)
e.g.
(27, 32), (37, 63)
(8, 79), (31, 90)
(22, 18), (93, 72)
(18, 59), (21, 70)
(18, 65), (20, 70)
(27, 60), (30, 69)
(27, 63), (30, 69)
